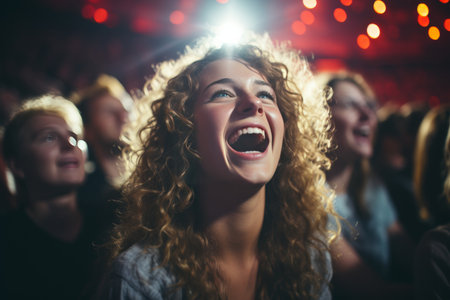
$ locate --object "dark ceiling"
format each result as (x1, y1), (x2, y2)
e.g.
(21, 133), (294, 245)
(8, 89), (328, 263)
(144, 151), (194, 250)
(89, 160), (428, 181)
(1, 0), (449, 106)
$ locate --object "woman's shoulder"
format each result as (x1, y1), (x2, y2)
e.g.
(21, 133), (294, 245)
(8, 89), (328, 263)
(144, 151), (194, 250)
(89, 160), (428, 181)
(113, 242), (160, 270)
(417, 224), (450, 253)
(105, 243), (181, 300)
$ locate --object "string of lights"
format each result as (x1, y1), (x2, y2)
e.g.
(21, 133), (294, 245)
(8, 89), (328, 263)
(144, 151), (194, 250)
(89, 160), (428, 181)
(78, 0), (448, 53)
(292, 0), (449, 50)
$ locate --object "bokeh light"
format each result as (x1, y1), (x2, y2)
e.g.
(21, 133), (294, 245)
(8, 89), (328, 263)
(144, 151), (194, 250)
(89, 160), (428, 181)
(334, 8), (347, 23)
(131, 17), (157, 33)
(340, 0), (352, 6)
(367, 23), (380, 39)
(373, 1), (386, 14)
(315, 58), (347, 71)
(444, 19), (450, 31)
(300, 10), (315, 25)
(417, 3), (429, 17)
(216, 0), (229, 4)
(428, 26), (440, 40)
(93, 8), (108, 23)
(417, 15), (430, 27)
(357, 34), (370, 49)
(81, 4), (95, 19)
(440, 0), (449, 3)
(303, 0), (317, 9)
(291, 20), (306, 35)
(170, 10), (185, 25)
(429, 96), (441, 107)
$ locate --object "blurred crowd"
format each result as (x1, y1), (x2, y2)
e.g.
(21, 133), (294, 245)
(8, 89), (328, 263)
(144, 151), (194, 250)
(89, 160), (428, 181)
(0, 75), (132, 299)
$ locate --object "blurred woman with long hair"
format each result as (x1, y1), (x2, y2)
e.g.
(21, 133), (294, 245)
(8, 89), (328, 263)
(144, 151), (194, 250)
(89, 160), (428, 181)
(413, 105), (450, 300)
(318, 71), (413, 299)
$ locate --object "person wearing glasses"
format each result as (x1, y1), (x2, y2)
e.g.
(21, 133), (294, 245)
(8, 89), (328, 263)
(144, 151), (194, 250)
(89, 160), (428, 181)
(318, 71), (414, 299)
(0, 95), (99, 300)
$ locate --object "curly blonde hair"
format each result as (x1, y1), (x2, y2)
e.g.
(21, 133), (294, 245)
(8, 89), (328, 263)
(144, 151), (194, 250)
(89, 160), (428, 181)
(110, 33), (336, 299)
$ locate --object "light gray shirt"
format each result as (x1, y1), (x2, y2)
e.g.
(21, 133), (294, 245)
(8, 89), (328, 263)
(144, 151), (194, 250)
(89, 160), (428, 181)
(103, 242), (333, 299)
(333, 175), (397, 279)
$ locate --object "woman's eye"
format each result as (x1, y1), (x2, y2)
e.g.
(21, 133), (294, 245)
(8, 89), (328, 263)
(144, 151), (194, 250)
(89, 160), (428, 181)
(342, 101), (353, 108)
(211, 90), (233, 100)
(38, 133), (58, 143)
(339, 100), (356, 109)
(45, 133), (57, 142)
(366, 101), (378, 112)
(258, 91), (275, 101)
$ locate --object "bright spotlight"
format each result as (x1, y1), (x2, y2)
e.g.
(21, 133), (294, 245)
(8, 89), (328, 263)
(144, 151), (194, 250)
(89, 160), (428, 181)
(212, 21), (245, 46)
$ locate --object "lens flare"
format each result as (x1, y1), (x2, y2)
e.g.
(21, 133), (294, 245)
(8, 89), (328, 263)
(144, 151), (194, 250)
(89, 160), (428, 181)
(357, 34), (370, 49)
(213, 22), (245, 46)
(373, 1), (386, 14)
(428, 26), (440, 40)
(417, 3), (429, 17)
(367, 23), (380, 39)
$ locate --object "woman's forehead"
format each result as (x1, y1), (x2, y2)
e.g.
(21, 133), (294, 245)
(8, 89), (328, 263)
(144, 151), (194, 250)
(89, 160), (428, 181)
(23, 114), (70, 136)
(333, 81), (367, 100)
(198, 59), (266, 85)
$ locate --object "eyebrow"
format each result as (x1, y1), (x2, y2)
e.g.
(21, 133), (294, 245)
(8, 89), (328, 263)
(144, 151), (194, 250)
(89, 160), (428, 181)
(202, 78), (271, 95)
(30, 126), (57, 138)
(202, 78), (234, 94)
(30, 126), (75, 140)
(254, 79), (271, 87)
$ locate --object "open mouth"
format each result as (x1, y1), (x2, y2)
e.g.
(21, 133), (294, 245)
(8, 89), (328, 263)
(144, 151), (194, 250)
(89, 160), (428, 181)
(353, 127), (370, 138)
(58, 159), (79, 168)
(228, 127), (269, 153)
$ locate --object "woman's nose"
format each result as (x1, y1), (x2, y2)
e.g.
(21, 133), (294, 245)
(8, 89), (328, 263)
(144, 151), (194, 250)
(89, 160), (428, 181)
(116, 108), (129, 125)
(358, 105), (376, 121)
(237, 94), (264, 116)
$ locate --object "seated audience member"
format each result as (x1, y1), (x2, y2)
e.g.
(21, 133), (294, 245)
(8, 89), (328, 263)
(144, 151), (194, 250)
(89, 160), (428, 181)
(373, 106), (426, 242)
(413, 105), (450, 300)
(0, 86), (21, 214)
(413, 105), (450, 228)
(71, 74), (133, 238)
(0, 149), (16, 214)
(0, 95), (99, 300)
(318, 71), (414, 299)
(100, 33), (338, 299)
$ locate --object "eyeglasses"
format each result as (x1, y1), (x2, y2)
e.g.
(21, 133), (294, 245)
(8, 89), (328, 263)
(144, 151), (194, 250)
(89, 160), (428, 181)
(330, 97), (378, 113)
(33, 130), (88, 153)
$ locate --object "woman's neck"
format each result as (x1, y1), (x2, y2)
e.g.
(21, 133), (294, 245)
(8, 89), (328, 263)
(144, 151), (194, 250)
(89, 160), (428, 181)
(198, 181), (264, 300)
(326, 159), (354, 195)
(198, 180), (265, 254)
(25, 191), (83, 243)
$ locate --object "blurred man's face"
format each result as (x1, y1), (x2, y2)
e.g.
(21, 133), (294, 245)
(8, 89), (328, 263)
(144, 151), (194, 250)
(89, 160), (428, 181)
(14, 114), (86, 192)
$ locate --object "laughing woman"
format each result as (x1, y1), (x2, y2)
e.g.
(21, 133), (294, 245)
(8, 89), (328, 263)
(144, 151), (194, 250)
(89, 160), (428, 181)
(318, 71), (414, 300)
(102, 34), (336, 300)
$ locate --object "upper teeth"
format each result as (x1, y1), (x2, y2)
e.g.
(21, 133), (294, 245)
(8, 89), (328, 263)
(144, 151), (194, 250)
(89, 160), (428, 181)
(355, 128), (370, 136)
(229, 127), (265, 144)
